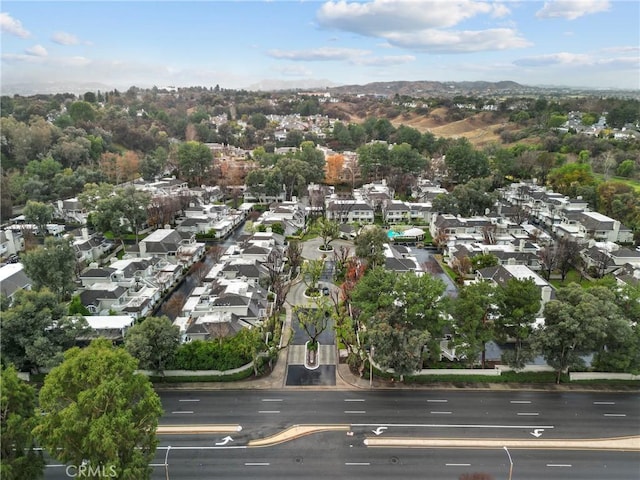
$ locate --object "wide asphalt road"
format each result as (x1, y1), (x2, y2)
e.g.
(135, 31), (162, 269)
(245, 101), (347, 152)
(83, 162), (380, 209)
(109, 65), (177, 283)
(42, 390), (639, 479)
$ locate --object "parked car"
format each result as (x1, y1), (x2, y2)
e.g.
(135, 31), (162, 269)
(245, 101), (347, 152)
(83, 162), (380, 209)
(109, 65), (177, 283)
(322, 286), (330, 296)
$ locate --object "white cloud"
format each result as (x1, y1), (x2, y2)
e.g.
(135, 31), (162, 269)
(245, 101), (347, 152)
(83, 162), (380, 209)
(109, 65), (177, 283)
(267, 47), (370, 61)
(599, 46), (640, 54)
(0, 12), (30, 38)
(514, 52), (592, 66)
(514, 50), (638, 70)
(316, 1), (527, 54)
(52, 31), (80, 46)
(25, 44), (47, 57)
(317, 0), (503, 34)
(386, 28), (531, 52)
(350, 54), (415, 66)
(536, 0), (610, 20)
(1, 53), (89, 66)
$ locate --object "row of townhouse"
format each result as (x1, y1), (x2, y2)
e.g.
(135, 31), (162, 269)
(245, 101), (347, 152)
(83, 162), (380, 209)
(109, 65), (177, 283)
(75, 228), (206, 320)
(501, 182), (634, 244)
(252, 200), (306, 236)
(323, 179), (437, 226)
(174, 231), (286, 342)
(176, 202), (246, 239)
(500, 182), (639, 278)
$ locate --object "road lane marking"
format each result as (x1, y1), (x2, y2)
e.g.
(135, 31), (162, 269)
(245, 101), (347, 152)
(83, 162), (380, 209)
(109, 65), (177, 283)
(593, 401), (615, 405)
(427, 399), (448, 403)
(510, 400), (531, 404)
(261, 398), (283, 402)
(547, 464), (572, 467)
(345, 462), (370, 466)
(344, 410), (366, 414)
(517, 412), (539, 416)
(351, 423), (554, 430)
(245, 462), (270, 466)
(604, 414), (626, 417)
(258, 410), (280, 414)
(179, 399), (200, 402)
(430, 411), (452, 415)
(446, 463), (471, 466)
(344, 399), (365, 402)
(171, 411), (193, 414)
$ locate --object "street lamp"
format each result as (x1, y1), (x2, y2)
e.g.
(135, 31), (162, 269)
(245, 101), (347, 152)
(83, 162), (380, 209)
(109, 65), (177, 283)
(503, 446), (513, 480)
(369, 346), (375, 388)
(164, 445), (171, 480)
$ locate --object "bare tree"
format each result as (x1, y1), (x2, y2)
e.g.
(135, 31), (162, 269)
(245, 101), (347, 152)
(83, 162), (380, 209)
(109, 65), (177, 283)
(264, 248), (290, 312)
(556, 237), (581, 281)
(450, 255), (472, 282)
(163, 292), (186, 319)
(309, 187), (326, 217)
(432, 228), (448, 253)
(287, 240), (303, 277)
(538, 244), (558, 280)
(189, 261), (209, 286)
(206, 244), (224, 263)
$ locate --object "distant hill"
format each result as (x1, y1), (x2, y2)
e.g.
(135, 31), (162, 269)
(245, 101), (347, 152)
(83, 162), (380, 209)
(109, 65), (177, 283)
(326, 80), (537, 98)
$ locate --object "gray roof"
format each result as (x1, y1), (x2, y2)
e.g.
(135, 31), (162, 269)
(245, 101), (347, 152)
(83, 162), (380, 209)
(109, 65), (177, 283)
(79, 286), (127, 305)
(80, 268), (115, 278)
(384, 257), (416, 272)
(0, 267), (31, 298)
(213, 294), (249, 307)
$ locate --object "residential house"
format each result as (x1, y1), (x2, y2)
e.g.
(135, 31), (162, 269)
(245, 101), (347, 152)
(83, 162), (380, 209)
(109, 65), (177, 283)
(326, 199), (374, 224)
(71, 228), (113, 265)
(54, 197), (88, 224)
(447, 240), (541, 271)
(254, 201), (306, 236)
(0, 263), (32, 302)
(383, 244), (422, 273)
(0, 229), (24, 257)
(476, 264), (553, 315)
(184, 279), (270, 342)
(78, 315), (136, 344)
(130, 228), (205, 266)
(383, 200), (411, 225)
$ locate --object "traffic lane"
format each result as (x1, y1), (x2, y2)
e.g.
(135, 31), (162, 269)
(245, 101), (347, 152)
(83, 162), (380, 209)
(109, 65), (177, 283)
(157, 390), (640, 438)
(147, 432), (640, 480)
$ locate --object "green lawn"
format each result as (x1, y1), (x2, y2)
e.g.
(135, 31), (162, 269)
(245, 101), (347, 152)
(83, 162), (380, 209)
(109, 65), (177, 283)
(549, 269), (584, 289)
(594, 174), (640, 193)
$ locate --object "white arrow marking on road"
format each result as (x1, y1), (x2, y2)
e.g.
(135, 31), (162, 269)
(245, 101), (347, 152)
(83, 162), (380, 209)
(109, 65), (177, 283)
(372, 427), (388, 436)
(215, 436), (234, 446)
(530, 428), (545, 437)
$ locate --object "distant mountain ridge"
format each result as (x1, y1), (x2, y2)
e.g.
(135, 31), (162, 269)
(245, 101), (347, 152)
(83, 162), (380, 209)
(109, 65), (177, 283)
(326, 80), (535, 98)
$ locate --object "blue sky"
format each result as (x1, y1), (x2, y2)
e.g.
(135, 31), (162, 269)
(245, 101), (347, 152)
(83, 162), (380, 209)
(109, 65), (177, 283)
(1, 1), (639, 94)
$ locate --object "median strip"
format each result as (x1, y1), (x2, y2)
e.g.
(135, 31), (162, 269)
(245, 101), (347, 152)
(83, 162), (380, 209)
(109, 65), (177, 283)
(364, 435), (640, 451)
(248, 424), (350, 447)
(157, 424), (242, 434)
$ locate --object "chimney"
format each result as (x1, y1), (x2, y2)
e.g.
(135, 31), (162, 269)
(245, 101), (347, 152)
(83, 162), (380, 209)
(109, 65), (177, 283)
(81, 227), (89, 241)
(519, 239), (525, 252)
(139, 242), (146, 255)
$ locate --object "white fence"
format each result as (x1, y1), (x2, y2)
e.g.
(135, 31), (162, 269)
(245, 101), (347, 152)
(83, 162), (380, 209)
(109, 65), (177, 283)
(570, 372), (640, 381)
(137, 361), (254, 377)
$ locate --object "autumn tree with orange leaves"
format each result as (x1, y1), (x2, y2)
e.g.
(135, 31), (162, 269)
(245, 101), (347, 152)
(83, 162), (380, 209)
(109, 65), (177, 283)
(325, 153), (344, 185)
(99, 151), (140, 183)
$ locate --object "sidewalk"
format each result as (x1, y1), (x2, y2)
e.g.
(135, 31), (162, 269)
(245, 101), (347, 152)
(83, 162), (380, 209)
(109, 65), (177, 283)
(154, 304), (638, 393)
